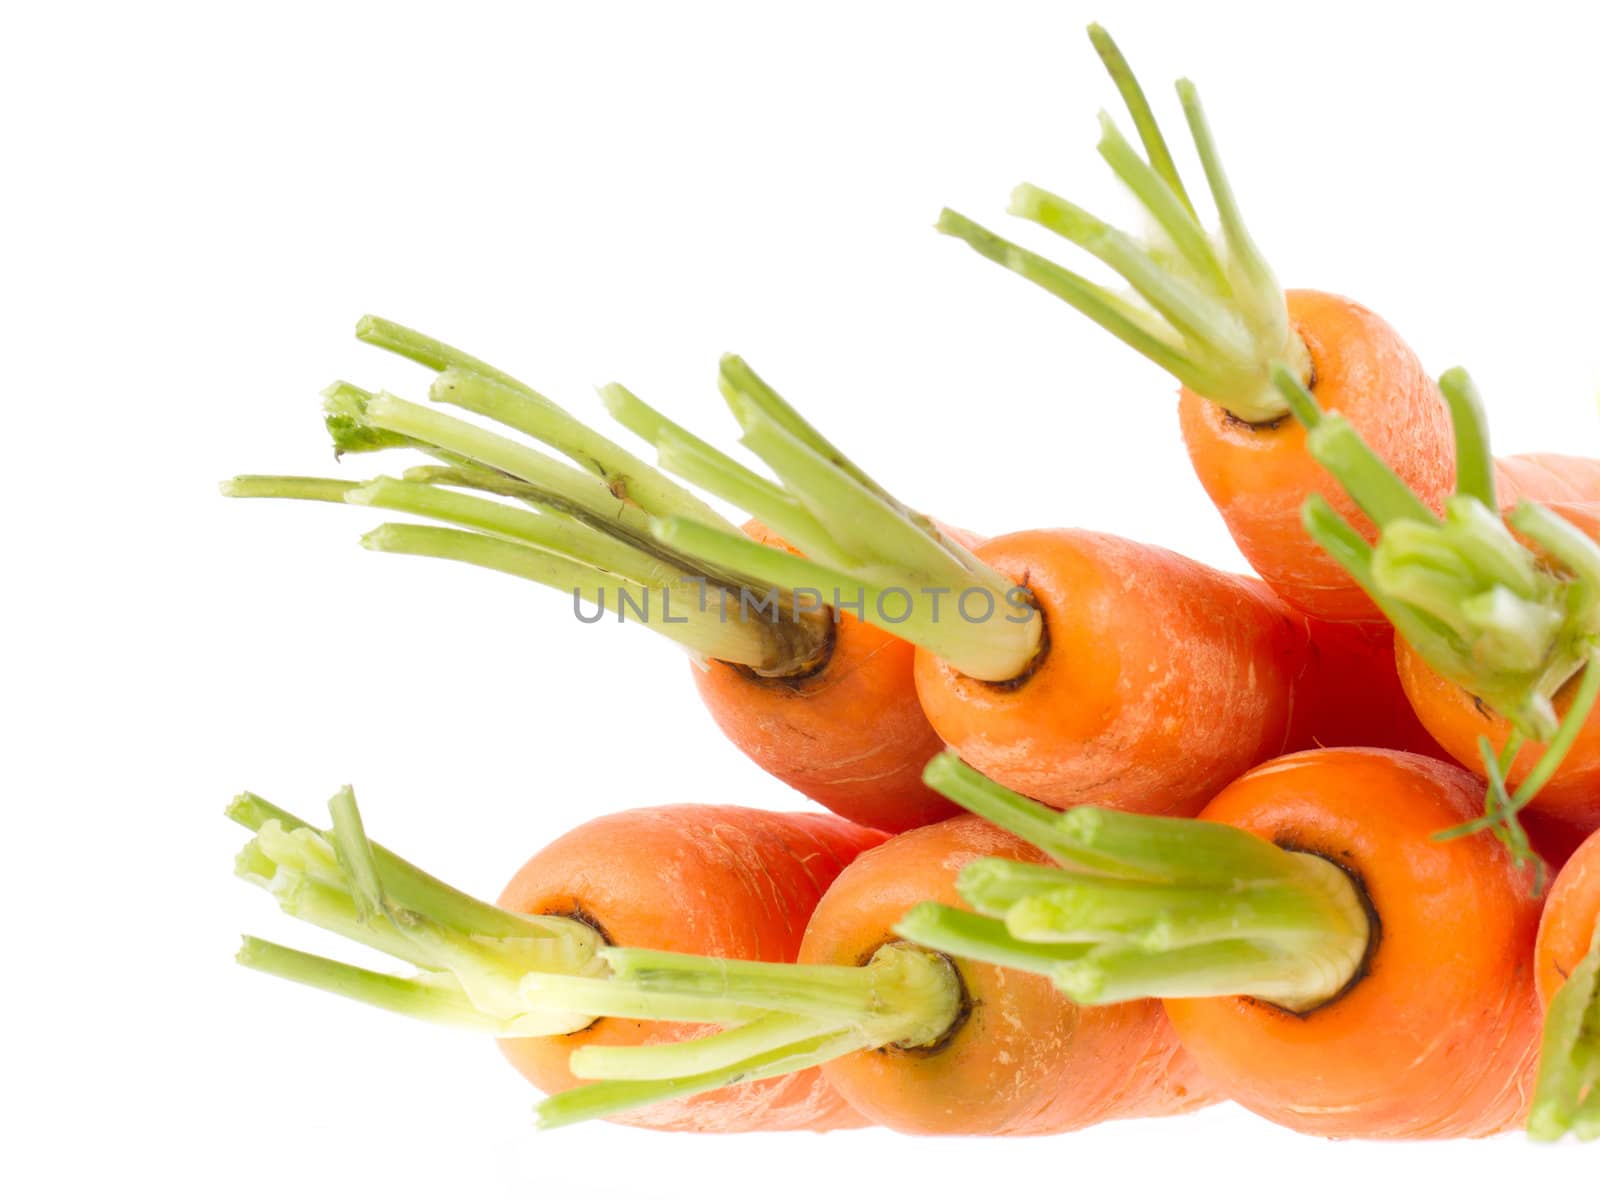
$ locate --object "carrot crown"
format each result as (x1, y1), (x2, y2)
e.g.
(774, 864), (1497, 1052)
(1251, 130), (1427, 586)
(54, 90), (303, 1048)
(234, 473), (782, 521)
(231, 788), (964, 1130)
(895, 754), (1372, 1014)
(1276, 367), (1600, 865)
(937, 24), (1308, 425)
(223, 318), (831, 677)
(611, 356), (1048, 681)
(1530, 924), (1600, 1141)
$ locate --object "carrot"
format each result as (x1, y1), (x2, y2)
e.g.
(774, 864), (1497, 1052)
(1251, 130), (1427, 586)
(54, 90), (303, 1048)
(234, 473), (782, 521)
(688, 520), (961, 832)
(532, 814), (1210, 1134)
(626, 356), (1443, 813)
(1529, 827), (1600, 1140)
(935, 25), (1452, 623)
(1497, 454), (1600, 508)
(222, 319), (957, 832)
(1273, 365), (1600, 861)
(228, 787), (884, 1132)
(900, 750), (1544, 1139)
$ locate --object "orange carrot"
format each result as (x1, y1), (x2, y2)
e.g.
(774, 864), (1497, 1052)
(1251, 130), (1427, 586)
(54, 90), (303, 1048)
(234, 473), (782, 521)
(223, 320), (957, 833)
(800, 815), (1210, 1134)
(1530, 827), (1600, 1139)
(936, 27), (1453, 624)
(632, 358), (1443, 816)
(534, 814), (1211, 1134)
(902, 749), (1544, 1139)
(229, 788), (883, 1132)
(688, 520), (960, 832)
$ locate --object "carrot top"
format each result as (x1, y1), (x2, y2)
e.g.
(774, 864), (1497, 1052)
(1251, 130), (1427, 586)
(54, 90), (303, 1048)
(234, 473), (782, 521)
(937, 24), (1308, 424)
(231, 788), (964, 1131)
(616, 356), (1047, 680)
(1275, 366), (1600, 867)
(895, 754), (1371, 1014)
(223, 318), (831, 676)
(1530, 925), (1600, 1141)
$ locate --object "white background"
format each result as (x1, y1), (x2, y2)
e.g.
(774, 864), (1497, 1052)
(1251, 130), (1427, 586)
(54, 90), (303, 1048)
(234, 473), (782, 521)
(6, 1), (1597, 1195)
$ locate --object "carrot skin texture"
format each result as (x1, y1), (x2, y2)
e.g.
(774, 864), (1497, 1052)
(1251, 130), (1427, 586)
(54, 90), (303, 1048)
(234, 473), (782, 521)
(804, 815), (1212, 1135)
(495, 805), (887, 1132)
(692, 521), (959, 833)
(1536, 828), (1600, 1009)
(1179, 290), (1453, 623)
(1164, 749), (1543, 1139)
(913, 529), (1306, 814)
(1495, 454), (1600, 509)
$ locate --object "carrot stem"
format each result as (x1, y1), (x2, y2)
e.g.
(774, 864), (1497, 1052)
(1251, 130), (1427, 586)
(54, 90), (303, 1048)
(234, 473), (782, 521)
(1284, 365), (1600, 745)
(234, 788), (606, 1036)
(1440, 367), (1498, 510)
(232, 790), (969, 1128)
(227, 792), (540, 940)
(536, 1027), (869, 1131)
(1086, 23), (1195, 218)
(894, 904), (1092, 974)
(1529, 925), (1600, 1141)
(233, 791), (780, 1036)
(427, 367), (734, 532)
(623, 363), (1046, 681)
(237, 936), (515, 1032)
(568, 1011), (839, 1081)
(900, 755), (1371, 1013)
(229, 321), (838, 676)
(527, 941), (963, 1128)
(940, 26), (1307, 423)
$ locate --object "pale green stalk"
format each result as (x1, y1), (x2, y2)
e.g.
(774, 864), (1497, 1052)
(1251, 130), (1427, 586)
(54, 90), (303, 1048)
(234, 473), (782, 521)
(939, 25), (1308, 423)
(897, 753), (1371, 1014)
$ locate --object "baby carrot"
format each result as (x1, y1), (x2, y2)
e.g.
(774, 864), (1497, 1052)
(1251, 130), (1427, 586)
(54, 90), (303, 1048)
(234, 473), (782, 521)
(1530, 827), (1600, 1140)
(230, 787), (883, 1132)
(231, 788), (1210, 1134)
(536, 814), (1211, 1135)
(901, 750), (1544, 1139)
(223, 319), (957, 833)
(937, 25), (1452, 623)
(630, 356), (1425, 814)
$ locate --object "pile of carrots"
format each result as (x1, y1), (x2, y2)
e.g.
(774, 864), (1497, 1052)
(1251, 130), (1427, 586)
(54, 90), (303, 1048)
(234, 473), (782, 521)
(224, 27), (1600, 1144)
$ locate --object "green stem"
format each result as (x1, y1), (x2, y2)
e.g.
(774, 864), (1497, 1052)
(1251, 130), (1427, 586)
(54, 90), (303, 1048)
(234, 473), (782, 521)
(1086, 23), (1196, 218)
(1529, 926), (1600, 1141)
(1283, 363), (1600, 748)
(356, 315), (534, 394)
(227, 792), (547, 940)
(568, 1011), (836, 1081)
(942, 27), (1306, 423)
(536, 1028), (868, 1131)
(910, 754), (1372, 1013)
(893, 904), (1091, 975)
(620, 360), (1045, 681)
(359, 522), (787, 668)
(530, 940), (962, 1129)
(429, 367), (737, 534)
(233, 788), (968, 1131)
(1439, 367), (1497, 510)
(237, 936), (516, 1033)
(231, 325), (841, 676)
(601, 380), (849, 563)
(233, 787), (608, 1037)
